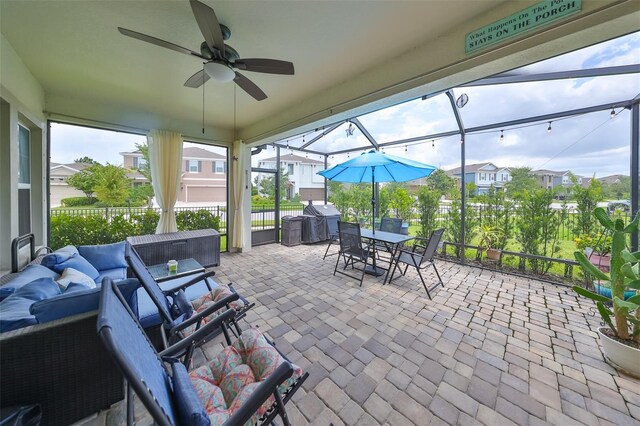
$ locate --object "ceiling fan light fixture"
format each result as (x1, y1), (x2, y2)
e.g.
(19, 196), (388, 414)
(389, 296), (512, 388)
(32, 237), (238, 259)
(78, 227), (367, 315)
(204, 61), (235, 82)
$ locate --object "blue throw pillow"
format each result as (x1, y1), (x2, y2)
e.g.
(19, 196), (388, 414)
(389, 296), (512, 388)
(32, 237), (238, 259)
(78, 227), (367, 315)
(0, 265), (60, 300)
(171, 362), (209, 426)
(46, 253), (100, 280)
(31, 278), (140, 324)
(78, 242), (127, 272)
(41, 246), (79, 268)
(0, 277), (61, 333)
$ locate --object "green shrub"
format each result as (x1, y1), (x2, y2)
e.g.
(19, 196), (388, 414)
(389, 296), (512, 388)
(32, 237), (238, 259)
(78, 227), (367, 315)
(61, 197), (96, 207)
(131, 209), (160, 235)
(176, 210), (220, 231)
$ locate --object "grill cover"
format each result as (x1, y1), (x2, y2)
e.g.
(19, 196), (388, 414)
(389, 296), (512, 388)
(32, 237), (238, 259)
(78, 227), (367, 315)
(302, 203), (341, 242)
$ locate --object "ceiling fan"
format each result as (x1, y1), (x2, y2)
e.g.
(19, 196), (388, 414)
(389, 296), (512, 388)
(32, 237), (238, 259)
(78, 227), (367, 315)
(117, 0), (294, 101)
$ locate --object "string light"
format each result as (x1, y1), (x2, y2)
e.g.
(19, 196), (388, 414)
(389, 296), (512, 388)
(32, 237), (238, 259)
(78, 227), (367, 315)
(547, 122), (552, 133)
(305, 152), (308, 158)
(500, 130), (504, 141)
(347, 152), (350, 158)
(405, 145), (408, 152)
(432, 140), (435, 148)
(286, 140), (289, 149)
(610, 108), (616, 118)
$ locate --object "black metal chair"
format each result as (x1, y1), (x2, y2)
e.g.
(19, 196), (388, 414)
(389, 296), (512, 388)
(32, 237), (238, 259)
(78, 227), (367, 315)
(334, 221), (372, 286)
(126, 243), (255, 367)
(386, 228), (445, 299)
(375, 218), (404, 260)
(323, 216), (340, 260)
(379, 218), (403, 234)
(97, 277), (307, 426)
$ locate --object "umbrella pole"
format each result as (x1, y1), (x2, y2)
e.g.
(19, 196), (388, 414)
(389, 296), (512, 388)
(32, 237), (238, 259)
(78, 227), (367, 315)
(372, 166), (375, 234)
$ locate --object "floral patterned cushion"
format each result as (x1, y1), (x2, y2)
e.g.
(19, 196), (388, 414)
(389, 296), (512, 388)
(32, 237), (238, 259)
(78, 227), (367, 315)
(181, 287), (247, 336)
(189, 328), (303, 426)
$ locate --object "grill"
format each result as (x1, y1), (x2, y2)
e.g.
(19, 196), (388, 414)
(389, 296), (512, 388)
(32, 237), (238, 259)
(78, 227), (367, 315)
(301, 203), (341, 243)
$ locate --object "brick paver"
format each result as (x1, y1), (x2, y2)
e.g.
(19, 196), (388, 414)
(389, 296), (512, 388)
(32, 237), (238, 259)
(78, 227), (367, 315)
(132, 243), (640, 425)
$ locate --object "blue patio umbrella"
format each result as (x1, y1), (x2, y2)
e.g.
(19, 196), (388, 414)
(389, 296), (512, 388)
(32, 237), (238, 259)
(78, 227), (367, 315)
(318, 149), (436, 233)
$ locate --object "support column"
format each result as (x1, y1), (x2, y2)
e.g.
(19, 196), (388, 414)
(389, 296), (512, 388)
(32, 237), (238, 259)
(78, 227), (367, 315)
(446, 91), (467, 262)
(631, 102), (639, 252)
(324, 155), (328, 204)
(275, 146), (281, 243)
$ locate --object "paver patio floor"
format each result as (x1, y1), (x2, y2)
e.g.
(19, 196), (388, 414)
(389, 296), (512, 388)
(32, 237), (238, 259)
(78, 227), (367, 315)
(140, 243), (640, 425)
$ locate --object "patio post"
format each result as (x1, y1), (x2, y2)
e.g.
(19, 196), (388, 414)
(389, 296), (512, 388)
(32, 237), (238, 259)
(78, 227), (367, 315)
(324, 155), (328, 205)
(446, 90), (467, 262)
(631, 101), (639, 252)
(275, 145), (281, 243)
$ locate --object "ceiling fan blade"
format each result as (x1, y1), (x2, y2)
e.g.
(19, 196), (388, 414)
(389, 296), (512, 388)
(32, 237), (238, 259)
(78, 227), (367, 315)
(189, 0), (225, 58)
(233, 72), (267, 101)
(233, 58), (295, 75)
(118, 27), (203, 59)
(184, 69), (211, 88)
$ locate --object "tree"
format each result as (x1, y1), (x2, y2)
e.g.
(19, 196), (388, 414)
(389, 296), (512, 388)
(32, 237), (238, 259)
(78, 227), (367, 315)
(572, 174), (603, 236)
(254, 168), (290, 201)
(425, 168), (454, 197)
(506, 167), (539, 199)
(74, 156), (98, 164)
(134, 142), (152, 182)
(93, 164), (131, 205)
(385, 183), (413, 222)
(416, 186), (440, 238)
(601, 176), (631, 200)
(67, 163), (101, 198)
(465, 182), (477, 198)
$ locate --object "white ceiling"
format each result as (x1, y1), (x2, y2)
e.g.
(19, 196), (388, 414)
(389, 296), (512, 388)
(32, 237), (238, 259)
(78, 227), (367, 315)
(1, 0), (637, 144)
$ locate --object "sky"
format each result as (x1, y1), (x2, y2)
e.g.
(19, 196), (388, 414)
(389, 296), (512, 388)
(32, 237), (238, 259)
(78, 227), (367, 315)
(51, 31), (640, 178)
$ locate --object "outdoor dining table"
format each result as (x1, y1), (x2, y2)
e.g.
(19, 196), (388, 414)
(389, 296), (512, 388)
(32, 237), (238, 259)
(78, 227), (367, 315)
(360, 228), (414, 280)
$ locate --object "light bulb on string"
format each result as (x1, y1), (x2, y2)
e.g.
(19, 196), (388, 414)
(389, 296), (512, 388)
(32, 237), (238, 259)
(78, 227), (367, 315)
(547, 122), (552, 133)
(500, 130), (504, 141)
(347, 152), (350, 158)
(404, 145), (408, 152)
(432, 140), (435, 148)
(610, 108), (616, 118)
(286, 140), (289, 149)
(305, 152), (308, 158)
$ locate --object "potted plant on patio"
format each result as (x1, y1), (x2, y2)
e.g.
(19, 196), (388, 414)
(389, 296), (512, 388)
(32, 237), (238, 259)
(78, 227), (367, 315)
(572, 207), (640, 377)
(477, 225), (503, 262)
(574, 232), (612, 272)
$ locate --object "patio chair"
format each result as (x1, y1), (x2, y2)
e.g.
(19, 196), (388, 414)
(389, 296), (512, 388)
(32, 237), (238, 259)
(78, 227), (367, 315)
(126, 243), (255, 367)
(334, 221), (372, 286)
(97, 277), (308, 426)
(386, 228), (445, 299)
(375, 217), (404, 259)
(323, 215), (340, 260)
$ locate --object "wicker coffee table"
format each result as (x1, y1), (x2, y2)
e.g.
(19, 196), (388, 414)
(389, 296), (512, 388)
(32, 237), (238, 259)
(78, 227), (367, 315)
(147, 258), (205, 283)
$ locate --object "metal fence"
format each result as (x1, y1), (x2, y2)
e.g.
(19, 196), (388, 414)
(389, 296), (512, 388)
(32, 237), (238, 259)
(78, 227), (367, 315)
(250, 204), (304, 230)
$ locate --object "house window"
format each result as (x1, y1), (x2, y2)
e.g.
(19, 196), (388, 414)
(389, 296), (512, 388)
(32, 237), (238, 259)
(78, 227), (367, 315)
(133, 156), (146, 169)
(287, 164), (294, 175)
(480, 173), (485, 180)
(18, 124), (31, 235)
(213, 160), (226, 173)
(188, 160), (200, 173)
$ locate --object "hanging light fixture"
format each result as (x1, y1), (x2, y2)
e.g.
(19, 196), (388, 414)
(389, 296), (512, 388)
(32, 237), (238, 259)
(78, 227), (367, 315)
(500, 130), (504, 141)
(610, 108), (616, 118)
(345, 122), (355, 137)
(547, 122), (552, 133)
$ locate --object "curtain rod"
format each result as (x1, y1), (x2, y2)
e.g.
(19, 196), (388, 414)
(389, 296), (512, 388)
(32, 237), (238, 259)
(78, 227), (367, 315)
(45, 111), (230, 145)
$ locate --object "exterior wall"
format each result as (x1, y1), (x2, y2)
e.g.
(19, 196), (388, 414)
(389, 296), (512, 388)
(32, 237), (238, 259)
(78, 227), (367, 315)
(257, 158), (324, 197)
(299, 187), (325, 202)
(182, 186), (226, 203)
(0, 34), (47, 272)
(49, 183), (85, 207)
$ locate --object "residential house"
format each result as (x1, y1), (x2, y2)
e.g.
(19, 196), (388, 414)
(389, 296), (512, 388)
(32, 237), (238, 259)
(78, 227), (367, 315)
(49, 162), (91, 207)
(446, 162), (511, 195)
(598, 174), (628, 185)
(531, 169), (583, 190)
(257, 153), (326, 201)
(121, 146), (227, 203)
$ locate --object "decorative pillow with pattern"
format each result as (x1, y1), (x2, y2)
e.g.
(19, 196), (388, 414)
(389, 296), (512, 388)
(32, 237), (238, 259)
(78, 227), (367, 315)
(188, 328), (303, 426)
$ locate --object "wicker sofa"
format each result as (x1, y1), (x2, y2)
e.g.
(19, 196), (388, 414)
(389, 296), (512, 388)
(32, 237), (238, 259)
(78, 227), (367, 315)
(0, 241), (135, 425)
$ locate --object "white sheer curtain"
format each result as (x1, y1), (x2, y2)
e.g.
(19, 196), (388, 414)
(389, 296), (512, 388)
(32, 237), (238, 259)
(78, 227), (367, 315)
(231, 140), (246, 249)
(147, 129), (183, 234)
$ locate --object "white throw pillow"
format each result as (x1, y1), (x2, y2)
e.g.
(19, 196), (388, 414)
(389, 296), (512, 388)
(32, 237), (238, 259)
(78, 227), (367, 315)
(56, 267), (97, 290)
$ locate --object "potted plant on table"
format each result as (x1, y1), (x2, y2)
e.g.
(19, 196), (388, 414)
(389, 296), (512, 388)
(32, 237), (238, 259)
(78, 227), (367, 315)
(477, 225), (503, 262)
(572, 207), (640, 377)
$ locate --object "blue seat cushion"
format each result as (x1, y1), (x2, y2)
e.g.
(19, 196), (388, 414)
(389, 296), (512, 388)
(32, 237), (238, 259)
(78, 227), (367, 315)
(96, 267), (128, 284)
(41, 245), (78, 266)
(0, 277), (62, 333)
(0, 265), (60, 301)
(31, 279), (140, 324)
(137, 276), (219, 329)
(78, 242), (127, 272)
